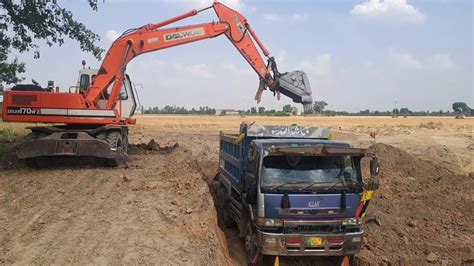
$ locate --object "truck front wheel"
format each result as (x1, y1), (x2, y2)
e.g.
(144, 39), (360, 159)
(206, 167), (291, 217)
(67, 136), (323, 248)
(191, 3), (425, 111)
(245, 221), (262, 265)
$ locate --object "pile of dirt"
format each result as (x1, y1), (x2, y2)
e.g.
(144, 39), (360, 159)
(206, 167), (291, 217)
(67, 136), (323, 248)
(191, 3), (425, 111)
(358, 143), (474, 265)
(0, 144), (233, 265)
(348, 121), (469, 136)
(128, 139), (179, 155)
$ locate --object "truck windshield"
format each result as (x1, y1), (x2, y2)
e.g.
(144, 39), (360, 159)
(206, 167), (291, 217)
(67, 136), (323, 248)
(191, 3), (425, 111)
(261, 155), (358, 189)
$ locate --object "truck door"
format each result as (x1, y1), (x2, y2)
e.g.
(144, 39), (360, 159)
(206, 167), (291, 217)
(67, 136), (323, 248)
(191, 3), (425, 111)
(244, 147), (259, 204)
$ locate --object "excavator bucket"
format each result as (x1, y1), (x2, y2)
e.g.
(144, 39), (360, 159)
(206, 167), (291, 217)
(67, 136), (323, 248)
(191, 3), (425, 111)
(277, 71), (313, 113)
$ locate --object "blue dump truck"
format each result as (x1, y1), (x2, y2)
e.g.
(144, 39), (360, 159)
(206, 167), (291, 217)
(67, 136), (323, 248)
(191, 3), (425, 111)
(217, 124), (380, 264)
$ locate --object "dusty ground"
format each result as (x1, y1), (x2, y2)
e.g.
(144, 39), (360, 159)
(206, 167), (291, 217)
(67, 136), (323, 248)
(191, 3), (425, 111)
(0, 115), (473, 265)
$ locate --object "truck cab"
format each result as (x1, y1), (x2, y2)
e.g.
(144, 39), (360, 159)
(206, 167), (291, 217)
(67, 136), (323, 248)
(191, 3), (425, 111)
(217, 124), (380, 264)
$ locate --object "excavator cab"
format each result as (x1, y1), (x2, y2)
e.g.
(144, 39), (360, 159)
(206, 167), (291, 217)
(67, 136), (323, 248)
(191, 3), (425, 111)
(76, 69), (139, 119)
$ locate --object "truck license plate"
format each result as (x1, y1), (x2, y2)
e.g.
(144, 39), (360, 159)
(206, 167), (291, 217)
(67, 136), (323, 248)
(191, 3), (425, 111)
(307, 237), (323, 246)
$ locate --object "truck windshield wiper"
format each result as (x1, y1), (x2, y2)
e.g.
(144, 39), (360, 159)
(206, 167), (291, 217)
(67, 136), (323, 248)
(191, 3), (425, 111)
(270, 181), (307, 191)
(299, 180), (355, 192)
(324, 180), (346, 191)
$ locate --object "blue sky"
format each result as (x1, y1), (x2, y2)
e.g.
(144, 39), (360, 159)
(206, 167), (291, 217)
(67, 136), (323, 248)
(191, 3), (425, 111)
(12, 0), (474, 112)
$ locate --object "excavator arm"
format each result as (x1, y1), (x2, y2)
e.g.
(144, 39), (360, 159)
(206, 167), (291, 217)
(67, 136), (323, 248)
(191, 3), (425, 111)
(84, 2), (313, 112)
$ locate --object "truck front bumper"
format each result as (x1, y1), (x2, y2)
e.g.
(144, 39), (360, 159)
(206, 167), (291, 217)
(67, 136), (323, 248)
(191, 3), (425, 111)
(257, 230), (363, 256)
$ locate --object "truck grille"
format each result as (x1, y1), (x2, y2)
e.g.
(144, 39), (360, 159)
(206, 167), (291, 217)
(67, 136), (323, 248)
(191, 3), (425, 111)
(285, 225), (340, 233)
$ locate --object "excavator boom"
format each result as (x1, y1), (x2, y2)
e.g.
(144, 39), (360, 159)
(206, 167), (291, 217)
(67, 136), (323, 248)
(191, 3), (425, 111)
(84, 2), (312, 110)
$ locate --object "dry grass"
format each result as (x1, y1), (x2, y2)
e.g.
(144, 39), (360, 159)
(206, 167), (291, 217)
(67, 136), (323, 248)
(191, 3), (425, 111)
(135, 115), (473, 135)
(1, 115), (472, 137)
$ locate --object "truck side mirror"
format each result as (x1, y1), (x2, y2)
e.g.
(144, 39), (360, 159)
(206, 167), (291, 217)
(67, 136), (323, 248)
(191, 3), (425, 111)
(368, 157), (380, 190)
(370, 157), (380, 176)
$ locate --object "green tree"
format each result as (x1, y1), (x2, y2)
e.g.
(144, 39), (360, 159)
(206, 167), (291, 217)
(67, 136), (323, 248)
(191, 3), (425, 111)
(452, 102), (471, 115)
(312, 101), (328, 114)
(400, 108), (410, 116)
(250, 107), (257, 114)
(0, 0), (104, 83)
(282, 104), (292, 113)
(258, 106), (265, 114)
(291, 106), (298, 115)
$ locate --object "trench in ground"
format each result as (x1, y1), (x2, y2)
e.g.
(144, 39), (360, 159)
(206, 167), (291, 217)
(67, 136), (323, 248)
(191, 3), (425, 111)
(200, 166), (350, 266)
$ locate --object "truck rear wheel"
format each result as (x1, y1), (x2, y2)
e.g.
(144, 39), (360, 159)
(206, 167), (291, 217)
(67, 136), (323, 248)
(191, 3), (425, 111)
(217, 185), (234, 228)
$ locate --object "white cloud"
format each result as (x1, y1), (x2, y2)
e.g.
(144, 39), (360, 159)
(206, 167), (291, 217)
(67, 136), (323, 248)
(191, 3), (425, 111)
(219, 0), (244, 11)
(297, 53), (332, 76)
(390, 51), (423, 70)
(263, 14), (280, 22)
(105, 30), (120, 42)
(351, 0), (425, 24)
(390, 51), (458, 72)
(292, 13), (308, 21)
(174, 63), (215, 79)
(163, 0), (244, 11)
(430, 53), (456, 70)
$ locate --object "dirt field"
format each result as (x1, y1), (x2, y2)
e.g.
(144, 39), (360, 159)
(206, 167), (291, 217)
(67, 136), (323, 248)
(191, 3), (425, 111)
(0, 115), (473, 265)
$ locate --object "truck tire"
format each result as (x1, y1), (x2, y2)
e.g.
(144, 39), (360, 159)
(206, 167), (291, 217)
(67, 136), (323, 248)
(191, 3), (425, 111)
(217, 185), (234, 228)
(245, 220), (262, 265)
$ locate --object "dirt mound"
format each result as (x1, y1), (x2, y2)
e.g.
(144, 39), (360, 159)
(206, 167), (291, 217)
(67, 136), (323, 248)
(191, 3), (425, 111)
(358, 144), (474, 265)
(0, 144), (233, 265)
(128, 139), (179, 155)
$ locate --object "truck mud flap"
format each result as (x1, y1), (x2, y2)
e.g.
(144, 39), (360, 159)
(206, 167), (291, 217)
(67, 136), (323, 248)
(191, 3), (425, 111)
(1, 132), (127, 169)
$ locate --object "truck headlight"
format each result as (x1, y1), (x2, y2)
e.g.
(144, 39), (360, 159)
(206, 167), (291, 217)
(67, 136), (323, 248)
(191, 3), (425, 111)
(342, 218), (359, 226)
(257, 218), (283, 227)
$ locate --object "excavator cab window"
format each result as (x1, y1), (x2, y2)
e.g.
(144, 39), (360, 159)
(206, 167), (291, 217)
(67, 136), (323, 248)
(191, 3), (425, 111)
(79, 74), (90, 92)
(102, 80), (128, 100)
(119, 84), (128, 100)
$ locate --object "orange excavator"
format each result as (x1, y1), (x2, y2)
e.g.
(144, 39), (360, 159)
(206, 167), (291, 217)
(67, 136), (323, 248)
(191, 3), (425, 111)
(1, 2), (313, 168)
